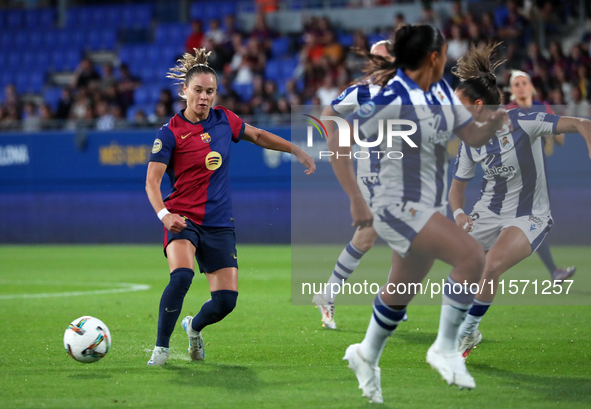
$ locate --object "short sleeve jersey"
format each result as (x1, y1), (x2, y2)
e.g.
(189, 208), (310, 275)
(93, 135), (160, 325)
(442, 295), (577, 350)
(454, 108), (559, 217)
(149, 106), (245, 227)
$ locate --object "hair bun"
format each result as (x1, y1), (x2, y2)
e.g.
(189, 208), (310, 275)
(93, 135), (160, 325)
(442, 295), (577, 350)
(481, 72), (496, 85)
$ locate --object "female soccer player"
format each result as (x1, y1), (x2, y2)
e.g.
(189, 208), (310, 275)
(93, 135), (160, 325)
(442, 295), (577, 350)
(507, 70), (576, 282)
(313, 40), (409, 329)
(335, 25), (506, 403)
(449, 45), (591, 359)
(145, 48), (315, 365)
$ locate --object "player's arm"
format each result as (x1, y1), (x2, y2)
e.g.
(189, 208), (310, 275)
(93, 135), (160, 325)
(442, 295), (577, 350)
(242, 124), (316, 175)
(320, 105), (337, 163)
(455, 111), (507, 148)
(328, 118), (373, 229)
(449, 179), (473, 232)
(555, 117), (591, 158)
(146, 162), (186, 233)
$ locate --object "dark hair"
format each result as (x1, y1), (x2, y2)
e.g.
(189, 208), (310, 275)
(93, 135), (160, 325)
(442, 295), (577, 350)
(392, 24), (445, 70)
(452, 42), (504, 106)
(352, 24), (445, 87)
(167, 48), (218, 99)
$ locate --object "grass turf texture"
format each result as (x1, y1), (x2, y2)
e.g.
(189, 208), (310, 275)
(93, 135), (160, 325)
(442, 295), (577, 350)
(0, 245), (589, 409)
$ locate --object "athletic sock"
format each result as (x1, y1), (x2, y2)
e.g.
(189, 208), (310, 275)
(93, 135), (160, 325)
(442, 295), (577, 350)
(359, 294), (406, 367)
(432, 276), (475, 353)
(536, 240), (557, 276)
(458, 298), (491, 338)
(156, 268), (194, 348)
(324, 242), (366, 303)
(191, 290), (238, 332)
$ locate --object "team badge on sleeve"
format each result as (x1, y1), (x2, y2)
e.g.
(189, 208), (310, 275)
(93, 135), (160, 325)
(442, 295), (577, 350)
(152, 138), (162, 154)
(201, 133), (212, 143)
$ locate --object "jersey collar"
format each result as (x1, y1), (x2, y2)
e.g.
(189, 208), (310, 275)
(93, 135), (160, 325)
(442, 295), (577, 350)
(178, 108), (212, 125)
(396, 68), (440, 93)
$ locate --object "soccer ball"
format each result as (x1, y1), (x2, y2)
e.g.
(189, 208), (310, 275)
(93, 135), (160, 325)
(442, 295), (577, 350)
(63, 316), (111, 363)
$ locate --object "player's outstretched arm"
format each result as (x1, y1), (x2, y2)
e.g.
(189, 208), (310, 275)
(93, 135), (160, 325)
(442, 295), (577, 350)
(146, 161), (187, 233)
(242, 124), (316, 175)
(455, 109), (508, 148)
(449, 178), (473, 232)
(327, 119), (373, 229)
(555, 117), (591, 158)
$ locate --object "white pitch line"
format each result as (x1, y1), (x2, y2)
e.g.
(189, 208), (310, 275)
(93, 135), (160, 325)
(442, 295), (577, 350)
(0, 283), (150, 300)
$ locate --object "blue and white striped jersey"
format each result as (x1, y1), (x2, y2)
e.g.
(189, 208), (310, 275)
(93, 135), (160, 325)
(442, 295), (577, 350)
(331, 82), (382, 178)
(348, 68), (473, 209)
(454, 108), (560, 217)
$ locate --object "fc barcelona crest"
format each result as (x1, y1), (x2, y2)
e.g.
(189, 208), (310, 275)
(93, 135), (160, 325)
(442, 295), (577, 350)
(201, 133), (211, 143)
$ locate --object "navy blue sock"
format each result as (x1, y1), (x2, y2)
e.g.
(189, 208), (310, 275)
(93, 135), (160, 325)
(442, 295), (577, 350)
(191, 290), (238, 332)
(536, 240), (557, 275)
(156, 268), (194, 348)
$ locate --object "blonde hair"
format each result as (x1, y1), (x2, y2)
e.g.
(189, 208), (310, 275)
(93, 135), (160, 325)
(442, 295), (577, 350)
(167, 48), (218, 99)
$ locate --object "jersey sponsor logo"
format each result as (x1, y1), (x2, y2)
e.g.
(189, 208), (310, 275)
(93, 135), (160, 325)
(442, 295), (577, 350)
(200, 133), (211, 143)
(360, 175), (380, 186)
(180, 133), (191, 139)
(152, 139), (162, 154)
(205, 151), (222, 170)
(536, 112), (546, 121)
(357, 101), (375, 118)
(337, 89), (347, 100)
(484, 164), (516, 178)
(469, 212), (480, 220)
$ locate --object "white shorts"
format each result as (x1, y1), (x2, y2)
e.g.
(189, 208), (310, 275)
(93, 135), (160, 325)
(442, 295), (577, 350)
(372, 201), (446, 257)
(469, 205), (553, 252)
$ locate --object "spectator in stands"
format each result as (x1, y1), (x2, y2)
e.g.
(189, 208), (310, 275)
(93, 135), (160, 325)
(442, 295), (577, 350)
(149, 102), (169, 126)
(201, 38), (225, 73)
(158, 89), (175, 117)
(263, 79), (278, 102)
(250, 11), (275, 50)
(568, 44), (591, 80)
(118, 63), (141, 110)
(554, 65), (573, 104)
(316, 75), (339, 106)
(96, 100), (115, 130)
(450, 1), (465, 27)
(497, 0), (529, 62)
(323, 31), (344, 66)
(133, 110), (150, 128)
(206, 19), (226, 46)
(419, 4), (442, 30)
(566, 87), (590, 117)
(447, 24), (469, 66)
(548, 41), (568, 72)
(480, 12), (497, 40)
(72, 58), (101, 89)
(55, 87), (73, 121)
(70, 89), (92, 121)
(0, 105), (19, 130)
(39, 104), (54, 130)
(224, 14), (242, 38)
(576, 65), (591, 100)
(100, 63), (118, 91)
(346, 31), (369, 79)
(22, 102), (41, 132)
(186, 20), (204, 53)
(524, 42), (548, 74)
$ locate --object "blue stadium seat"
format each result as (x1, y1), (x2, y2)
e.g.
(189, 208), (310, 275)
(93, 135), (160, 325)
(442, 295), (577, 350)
(271, 38), (291, 58)
(23, 52), (36, 67)
(39, 9), (56, 28)
(29, 71), (45, 93)
(50, 50), (67, 71)
(337, 33), (354, 48)
(15, 32), (28, 49)
(36, 51), (51, 68)
(265, 60), (281, 81)
(232, 82), (254, 102)
(134, 87), (151, 105)
(0, 71), (13, 88)
(44, 87), (63, 111)
(7, 52), (21, 69)
(0, 32), (13, 49)
(6, 10), (24, 28)
(64, 50), (81, 71)
(220, 1), (237, 17)
(280, 58), (298, 79)
(28, 31), (43, 48)
(367, 34), (384, 45)
(86, 29), (117, 50)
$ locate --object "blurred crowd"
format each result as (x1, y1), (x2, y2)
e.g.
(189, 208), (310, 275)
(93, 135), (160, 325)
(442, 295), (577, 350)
(1, 0), (591, 132)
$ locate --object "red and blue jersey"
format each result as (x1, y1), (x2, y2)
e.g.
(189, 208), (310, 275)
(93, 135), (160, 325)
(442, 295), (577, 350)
(149, 106), (245, 227)
(505, 100), (554, 114)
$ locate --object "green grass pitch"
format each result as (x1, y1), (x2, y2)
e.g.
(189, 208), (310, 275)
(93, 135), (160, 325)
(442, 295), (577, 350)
(0, 245), (590, 408)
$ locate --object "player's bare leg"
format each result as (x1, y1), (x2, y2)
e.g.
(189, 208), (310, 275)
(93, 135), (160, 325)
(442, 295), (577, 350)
(458, 227), (531, 358)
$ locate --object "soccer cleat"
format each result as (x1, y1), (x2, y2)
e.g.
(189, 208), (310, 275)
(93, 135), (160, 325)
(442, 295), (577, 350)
(343, 344), (383, 404)
(426, 345), (476, 390)
(552, 266), (576, 283)
(312, 294), (337, 329)
(402, 313), (408, 322)
(181, 316), (204, 361)
(147, 346), (170, 365)
(458, 330), (482, 359)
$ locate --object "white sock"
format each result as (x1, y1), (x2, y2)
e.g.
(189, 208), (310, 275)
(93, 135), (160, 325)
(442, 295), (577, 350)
(458, 299), (491, 338)
(324, 242), (365, 303)
(359, 295), (406, 367)
(433, 295), (471, 353)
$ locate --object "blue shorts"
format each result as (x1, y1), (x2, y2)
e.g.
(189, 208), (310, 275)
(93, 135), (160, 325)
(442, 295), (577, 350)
(163, 219), (238, 274)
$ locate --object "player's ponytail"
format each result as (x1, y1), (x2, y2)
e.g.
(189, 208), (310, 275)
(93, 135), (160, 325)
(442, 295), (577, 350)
(352, 40), (396, 87)
(452, 43), (505, 106)
(167, 47), (218, 100)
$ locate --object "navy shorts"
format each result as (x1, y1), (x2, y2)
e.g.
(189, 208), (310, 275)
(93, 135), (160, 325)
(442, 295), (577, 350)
(163, 218), (238, 274)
